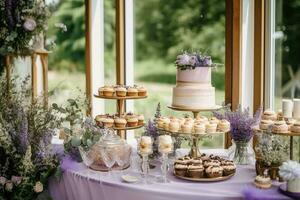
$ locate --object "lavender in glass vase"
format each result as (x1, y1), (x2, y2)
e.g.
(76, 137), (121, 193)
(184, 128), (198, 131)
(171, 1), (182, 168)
(214, 106), (262, 165)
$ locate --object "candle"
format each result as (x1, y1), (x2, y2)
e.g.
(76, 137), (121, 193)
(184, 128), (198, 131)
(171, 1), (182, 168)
(282, 99), (293, 118)
(293, 99), (300, 119)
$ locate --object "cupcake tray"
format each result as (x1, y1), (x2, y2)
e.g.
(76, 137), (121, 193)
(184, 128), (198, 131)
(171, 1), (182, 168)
(173, 171), (235, 182)
(112, 124), (145, 131)
(94, 94), (147, 100)
(157, 127), (225, 137)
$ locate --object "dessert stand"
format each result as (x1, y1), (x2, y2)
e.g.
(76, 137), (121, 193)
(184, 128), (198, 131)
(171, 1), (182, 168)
(94, 94), (147, 139)
(156, 104), (235, 182)
(166, 105), (224, 158)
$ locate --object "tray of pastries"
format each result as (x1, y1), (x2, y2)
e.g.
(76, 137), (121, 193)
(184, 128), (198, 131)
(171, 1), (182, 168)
(157, 116), (230, 135)
(257, 109), (300, 136)
(174, 154), (236, 182)
(95, 112), (145, 130)
(96, 85), (147, 99)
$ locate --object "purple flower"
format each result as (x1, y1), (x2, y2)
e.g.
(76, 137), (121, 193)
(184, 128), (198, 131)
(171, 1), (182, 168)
(23, 18), (37, 32)
(11, 176), (22, 185)
(188, 55), (197, 66)
(214, 106), (262, 142)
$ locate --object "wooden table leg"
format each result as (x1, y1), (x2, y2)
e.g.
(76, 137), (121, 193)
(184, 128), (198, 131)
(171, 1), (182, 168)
(31, 54), (38, 100)
(290, 136), (294, 160)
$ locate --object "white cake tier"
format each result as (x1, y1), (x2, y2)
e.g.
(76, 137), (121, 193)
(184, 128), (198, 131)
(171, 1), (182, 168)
(172, 84), (215, 108)
(176, 67), (211, 84)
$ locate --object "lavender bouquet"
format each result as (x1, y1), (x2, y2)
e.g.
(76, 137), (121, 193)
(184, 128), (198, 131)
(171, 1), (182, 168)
(214, 106), (262, 142)
(175, 51), (215, 70)
(0, 75), (62, 200)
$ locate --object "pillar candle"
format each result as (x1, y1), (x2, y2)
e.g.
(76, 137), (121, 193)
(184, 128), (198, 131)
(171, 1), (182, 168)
(282, 99), (293, 118)
(293, 99), (300, 119)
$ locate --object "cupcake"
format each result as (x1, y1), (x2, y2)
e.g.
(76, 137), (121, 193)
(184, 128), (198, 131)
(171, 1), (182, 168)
(194, 123), (206, 135)
(157, 120), (165, 129)
(272, 120), (288, 133)
(195, 116), (209, 124)
(114, 118), (127, 128)
(222, 164), (236, 176)
(286, 118), (296, 131)
(169, 121), (180, 132)
(291, 121), (300, 133)
(127, 87), (138, 96)
(206, 123), (217, 133)
(175, 164), (187, 177)
(158, 135), (173, 154)
(181, 122), (193, 134)
(191, 158), (203, 165)
(137, 114), (145, 125)
(125, 112), (136, 120)
(102, 118), (114, 127)
(203, 160), (220, 168)
(188, 165), (204, 178)
(205, 165), (223, 178)
(277, 109), (283, 120)
(175, 158), (189, 165)
(254, 175), (272, 189)
(103, 87), (114, 97)
(95, 114), (107, 126)
(259, 119), (274, 130)
(98, 86), (106, 96)
(209, 117), (220, 125)
(217, 119), (230, 132)
(127, 117), (138, 127)
(115, 86), (127, 97)
(137, 86), (147, 96)
(262, 110), (277, 121)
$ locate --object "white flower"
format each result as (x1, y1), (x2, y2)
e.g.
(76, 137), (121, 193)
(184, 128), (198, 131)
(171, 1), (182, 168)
(189, 55), (197, 66)
(23, 18), (37, 32)
(176, 54), (190, 66)
(33, 181), (43, 193)
(279, 160), (300, 181)
(5, 181), (13, 192)
(11, 176), (22, 185)
(0, 176), (7, 186)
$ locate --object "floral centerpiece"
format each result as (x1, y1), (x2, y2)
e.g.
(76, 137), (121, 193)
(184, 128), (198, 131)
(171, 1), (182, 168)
(255, 133), (289, 179)
(0, 75), (61, 200)
(214, 106), (262, 164)
(0, 0), (51, 55)
(175, 51), (215, 70)
(279, 161), (300, 193)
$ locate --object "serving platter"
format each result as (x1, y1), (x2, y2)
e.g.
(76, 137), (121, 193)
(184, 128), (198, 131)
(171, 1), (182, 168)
(94, 94), (147, 100)
(173, 171), (235, 182)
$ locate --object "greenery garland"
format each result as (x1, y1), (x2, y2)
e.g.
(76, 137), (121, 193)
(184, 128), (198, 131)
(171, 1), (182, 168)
(0, 0), (50, 55)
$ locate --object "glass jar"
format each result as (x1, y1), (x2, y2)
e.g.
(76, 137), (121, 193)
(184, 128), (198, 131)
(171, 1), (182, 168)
(83, 129), (131, 171)
(229, 140), (255, 165)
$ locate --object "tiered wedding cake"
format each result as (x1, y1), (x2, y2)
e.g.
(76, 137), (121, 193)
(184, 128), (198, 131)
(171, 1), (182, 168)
(172, 52), (216, 109)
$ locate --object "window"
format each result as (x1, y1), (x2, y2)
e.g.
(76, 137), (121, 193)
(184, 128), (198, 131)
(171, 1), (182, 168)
(131, 0), (226, 148)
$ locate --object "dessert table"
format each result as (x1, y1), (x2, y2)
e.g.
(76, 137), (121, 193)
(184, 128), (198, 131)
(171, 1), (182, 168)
(49, 146), (291, 200)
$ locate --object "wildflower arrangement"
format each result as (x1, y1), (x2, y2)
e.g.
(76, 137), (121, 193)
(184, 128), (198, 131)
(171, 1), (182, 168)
(175, 51), (215, 70)
(214, 106), (262, 142)
(0, 0), (51, 55)
(255, 133), (289, 166)
(0, 75), (61, 200)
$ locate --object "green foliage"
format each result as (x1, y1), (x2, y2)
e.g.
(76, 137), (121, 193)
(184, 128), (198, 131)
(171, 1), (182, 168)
(0, 0), (50, 55)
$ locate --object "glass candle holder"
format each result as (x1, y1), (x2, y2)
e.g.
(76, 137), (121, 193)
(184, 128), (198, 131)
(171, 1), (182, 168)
(138, 136), (153, 184)
(158, 135), (174, 183)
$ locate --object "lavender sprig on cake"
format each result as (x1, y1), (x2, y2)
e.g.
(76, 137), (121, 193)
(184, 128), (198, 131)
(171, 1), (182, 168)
(214, 106), (262, 142)
(175, 52), (215, 70)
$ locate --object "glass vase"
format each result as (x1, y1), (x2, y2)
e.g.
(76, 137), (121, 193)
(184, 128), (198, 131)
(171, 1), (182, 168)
(229, 140), (255, 165)
(160, 153), (170, 183)
(141, 154), (150, 184)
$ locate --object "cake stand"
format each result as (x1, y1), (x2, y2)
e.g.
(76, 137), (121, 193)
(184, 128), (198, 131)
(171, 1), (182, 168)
(164, 105), (226, 158)
(255, 128), (300, 161)
(94, 94), (147, 139)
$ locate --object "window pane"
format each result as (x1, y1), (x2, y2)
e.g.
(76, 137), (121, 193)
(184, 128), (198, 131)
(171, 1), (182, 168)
(47, 0), (86, 106)
(133, 0), (226, 148)
(266, 0), (300, 161)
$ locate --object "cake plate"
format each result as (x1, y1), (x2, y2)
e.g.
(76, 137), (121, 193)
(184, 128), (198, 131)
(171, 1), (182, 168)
(166, 105), (226, 158)
(174, 171), (235, 182)
(255, 128), (300, 161)
(94, 94), (147, 139)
